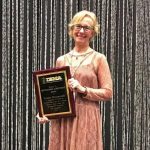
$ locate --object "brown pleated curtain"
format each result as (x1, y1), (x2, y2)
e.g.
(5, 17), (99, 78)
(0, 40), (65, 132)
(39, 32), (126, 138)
(0, 0), (149, 150)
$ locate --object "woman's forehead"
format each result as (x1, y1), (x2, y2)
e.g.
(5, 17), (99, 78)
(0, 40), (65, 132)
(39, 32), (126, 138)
(76, 17), (94, 26)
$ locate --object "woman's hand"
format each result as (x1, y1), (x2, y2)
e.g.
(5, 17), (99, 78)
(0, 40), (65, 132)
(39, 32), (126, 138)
(36, 113), (49, 124)
(68, 78), (86, 94)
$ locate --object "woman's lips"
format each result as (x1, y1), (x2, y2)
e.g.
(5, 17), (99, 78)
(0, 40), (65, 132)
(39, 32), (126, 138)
(76, 34), (86, 38)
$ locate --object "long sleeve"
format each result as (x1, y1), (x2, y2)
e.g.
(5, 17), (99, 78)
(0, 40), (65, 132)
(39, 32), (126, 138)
(84, 54), (113, 101)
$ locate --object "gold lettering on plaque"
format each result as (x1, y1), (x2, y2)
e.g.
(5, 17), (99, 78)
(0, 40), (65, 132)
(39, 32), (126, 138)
(46, 76), (62, 82)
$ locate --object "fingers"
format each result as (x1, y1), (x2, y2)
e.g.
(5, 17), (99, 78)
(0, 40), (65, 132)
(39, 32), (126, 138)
(36, 113), (49, 124)
(68, 78), (79, 91)
(68, 78), (73, 90)
(68, 78), (86, 93)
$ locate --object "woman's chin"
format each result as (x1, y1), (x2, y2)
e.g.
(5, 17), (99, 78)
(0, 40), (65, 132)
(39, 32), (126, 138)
(75, 39), (86, 44)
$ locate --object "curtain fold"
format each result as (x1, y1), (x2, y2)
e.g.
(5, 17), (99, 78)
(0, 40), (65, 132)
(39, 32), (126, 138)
(0, 0), (149, 149)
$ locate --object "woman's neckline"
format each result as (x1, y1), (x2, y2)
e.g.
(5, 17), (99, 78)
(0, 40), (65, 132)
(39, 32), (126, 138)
(70, 47), (94, 56)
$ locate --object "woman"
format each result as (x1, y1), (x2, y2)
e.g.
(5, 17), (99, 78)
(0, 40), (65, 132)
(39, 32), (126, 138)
(37, 10), (113, 150)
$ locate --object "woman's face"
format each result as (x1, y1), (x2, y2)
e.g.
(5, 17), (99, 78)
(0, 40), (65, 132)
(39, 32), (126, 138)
(72, 17), (94, 45)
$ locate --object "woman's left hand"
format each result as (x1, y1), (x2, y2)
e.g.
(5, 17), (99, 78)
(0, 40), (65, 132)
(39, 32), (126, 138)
(68, 78), (85, 93)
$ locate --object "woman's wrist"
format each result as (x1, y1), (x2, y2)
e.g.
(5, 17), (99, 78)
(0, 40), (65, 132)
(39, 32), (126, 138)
(79, 86), (87, 96)
(83, 86), (87, 96)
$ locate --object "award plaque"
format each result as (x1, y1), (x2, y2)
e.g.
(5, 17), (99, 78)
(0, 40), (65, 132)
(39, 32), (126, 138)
(33, 66), (76, 119)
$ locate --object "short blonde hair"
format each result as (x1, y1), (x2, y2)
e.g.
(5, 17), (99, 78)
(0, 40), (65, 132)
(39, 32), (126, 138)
(68, 10), (100, 39)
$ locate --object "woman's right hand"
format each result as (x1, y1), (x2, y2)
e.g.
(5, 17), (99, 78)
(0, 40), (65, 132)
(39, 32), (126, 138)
(36, 113), (49, 124)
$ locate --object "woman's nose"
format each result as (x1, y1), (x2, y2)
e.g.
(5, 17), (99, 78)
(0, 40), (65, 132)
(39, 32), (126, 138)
(79, 27), (84, 32)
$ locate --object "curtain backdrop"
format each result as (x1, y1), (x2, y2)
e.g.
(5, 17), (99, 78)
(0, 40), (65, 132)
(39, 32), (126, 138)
(0, 0), (149, 150)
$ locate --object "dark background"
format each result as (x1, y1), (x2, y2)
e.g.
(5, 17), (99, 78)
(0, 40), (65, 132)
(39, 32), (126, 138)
(0, 0), (149, 149)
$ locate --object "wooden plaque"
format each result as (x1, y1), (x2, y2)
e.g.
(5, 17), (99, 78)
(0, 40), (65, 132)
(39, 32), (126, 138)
(33, 66), (76, 119)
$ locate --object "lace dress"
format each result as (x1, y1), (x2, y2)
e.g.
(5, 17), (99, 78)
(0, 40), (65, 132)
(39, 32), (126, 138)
(48, 50), (112, 150)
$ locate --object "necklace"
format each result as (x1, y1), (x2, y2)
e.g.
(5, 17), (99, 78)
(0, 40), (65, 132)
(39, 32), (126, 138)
(69, 49), (94, 77)
(71, 51), (92, 60)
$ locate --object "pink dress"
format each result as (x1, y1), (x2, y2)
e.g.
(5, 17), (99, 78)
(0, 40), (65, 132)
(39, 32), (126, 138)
(48, 50), (112, 150)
